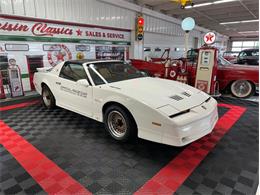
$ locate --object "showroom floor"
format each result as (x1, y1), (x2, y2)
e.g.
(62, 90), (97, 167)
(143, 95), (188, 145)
(0, 96), (258, 195)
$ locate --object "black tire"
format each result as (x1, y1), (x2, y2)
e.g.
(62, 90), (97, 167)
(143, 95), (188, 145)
(230, 80), (255, 98)
(42, 85), (56, 109)
(104, 105), (137, 141)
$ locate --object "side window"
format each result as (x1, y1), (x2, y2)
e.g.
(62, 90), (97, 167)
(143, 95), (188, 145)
(242, 52), (247, 57)
(88, 68), (105, 85)
(60, 63), (87, 81)
(252, 51), (259, 56)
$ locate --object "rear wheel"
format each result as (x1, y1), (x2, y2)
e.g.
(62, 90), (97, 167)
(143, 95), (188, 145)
(42, 85), (56, 109)
(104, 105), (137, 141)
(230, 80), (254, 98)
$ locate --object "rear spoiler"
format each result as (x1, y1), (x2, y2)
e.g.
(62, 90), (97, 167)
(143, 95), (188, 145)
(37, 67), (52, 72)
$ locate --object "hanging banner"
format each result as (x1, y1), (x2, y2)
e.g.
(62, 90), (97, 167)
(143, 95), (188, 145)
(0, 18), (131, 43)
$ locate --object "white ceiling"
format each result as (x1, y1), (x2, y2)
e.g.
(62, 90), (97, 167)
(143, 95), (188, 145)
(130, 0), (259, 38)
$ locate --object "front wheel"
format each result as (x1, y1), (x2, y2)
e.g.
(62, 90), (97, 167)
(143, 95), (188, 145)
(104, 105), (137, 141)
(230, 80), (255, 98)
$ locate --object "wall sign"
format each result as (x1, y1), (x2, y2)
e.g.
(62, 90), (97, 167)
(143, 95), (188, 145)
(0, 18), (131, 44)
(76, 45), (90, 51)
(203, 32), (216, 45)
(47, 44), (72, 66)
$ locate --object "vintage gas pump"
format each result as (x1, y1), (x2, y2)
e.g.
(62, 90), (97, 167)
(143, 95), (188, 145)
(194, 47), (220, 96)
(8, 59), (24, 97)
(0, 71), (6, 99)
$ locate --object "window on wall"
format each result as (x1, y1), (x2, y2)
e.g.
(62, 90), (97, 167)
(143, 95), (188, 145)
(231, 41), (259, 52)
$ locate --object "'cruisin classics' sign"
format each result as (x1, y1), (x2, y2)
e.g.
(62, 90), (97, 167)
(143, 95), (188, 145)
(0, 18), (131, 43)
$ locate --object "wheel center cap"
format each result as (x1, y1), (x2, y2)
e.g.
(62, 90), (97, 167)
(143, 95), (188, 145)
(117, 119), (123, 127)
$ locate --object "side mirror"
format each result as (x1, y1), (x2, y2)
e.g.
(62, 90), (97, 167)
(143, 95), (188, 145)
(140, 71), (149, 76)
(77, 79), (90, 87)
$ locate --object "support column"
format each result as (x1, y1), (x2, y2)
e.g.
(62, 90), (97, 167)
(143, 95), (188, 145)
(129, 30), (144, 60)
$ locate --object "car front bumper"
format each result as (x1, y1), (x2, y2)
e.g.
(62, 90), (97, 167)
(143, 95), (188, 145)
(162, 98), (218, 147)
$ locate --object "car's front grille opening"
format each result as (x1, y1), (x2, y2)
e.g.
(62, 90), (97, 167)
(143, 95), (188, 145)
(169, 109), (190, 118)
(170, 95), (183, 101)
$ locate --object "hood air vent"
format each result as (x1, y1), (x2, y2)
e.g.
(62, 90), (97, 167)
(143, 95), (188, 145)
(170, 95), (183, 101)
(182, 92), (191, 97)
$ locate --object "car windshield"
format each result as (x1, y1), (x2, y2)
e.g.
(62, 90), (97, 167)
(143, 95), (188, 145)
(245, 50), (259, 56)
(89, 62), (147, 84)
(218, 56), (232, 66)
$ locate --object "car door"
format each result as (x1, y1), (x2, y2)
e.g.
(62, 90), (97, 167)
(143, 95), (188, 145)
(57, 62), (93, 117)
(238, 52), (247, 64)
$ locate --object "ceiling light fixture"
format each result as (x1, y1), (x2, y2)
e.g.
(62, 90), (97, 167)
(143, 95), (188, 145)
(185, 0), (238, 9)
(220, 19), (259, 25)
(238, 31), (259, 34)
(214, 0), (238, 4)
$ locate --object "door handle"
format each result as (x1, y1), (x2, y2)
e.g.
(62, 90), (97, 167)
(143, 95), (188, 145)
(56, 82), (61, 85)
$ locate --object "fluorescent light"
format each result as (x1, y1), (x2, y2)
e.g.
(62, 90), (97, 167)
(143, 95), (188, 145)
(194, 2), (212, 7)
(241, 19), (259, 23)
(220, 19), (259, 25)
(185, 0), (238, 9)
(185, 3), (212, 9)
(214, 0), (238, 4)
(220, 21), (240, 24)
(238, 31), (259, 34)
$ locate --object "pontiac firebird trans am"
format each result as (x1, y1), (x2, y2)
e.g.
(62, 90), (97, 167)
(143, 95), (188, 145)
(34, 60), (218, 147)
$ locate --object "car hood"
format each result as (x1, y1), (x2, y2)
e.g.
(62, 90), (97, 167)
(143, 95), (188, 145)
(103, 77), (209, 112)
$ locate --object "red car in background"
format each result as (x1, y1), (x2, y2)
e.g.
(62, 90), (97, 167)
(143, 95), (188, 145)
(131, 48), (259, 98)
(223, 51), (239, 63)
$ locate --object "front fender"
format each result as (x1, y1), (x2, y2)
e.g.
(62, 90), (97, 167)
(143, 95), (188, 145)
(97, 92), (172, 143)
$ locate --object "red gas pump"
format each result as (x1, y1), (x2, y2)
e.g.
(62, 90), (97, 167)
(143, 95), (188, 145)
(194, 46), (220, 96)
(0, 71), (6, 99)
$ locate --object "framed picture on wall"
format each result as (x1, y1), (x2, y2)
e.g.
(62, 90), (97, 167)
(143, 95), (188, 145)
(95, 46), (125, 60)
(144, 47), (151, 52)
(43, 44), (61, 51)
(5, 44), (29, 51)
(154, 47), (161, 52)
(76, 45), (90, 51)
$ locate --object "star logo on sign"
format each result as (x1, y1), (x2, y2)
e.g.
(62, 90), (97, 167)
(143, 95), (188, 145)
(206, 33), (214, 42)
(204, 32), (216, 44)
(76, 29), (82, 36)
(55, 52), (65, 61)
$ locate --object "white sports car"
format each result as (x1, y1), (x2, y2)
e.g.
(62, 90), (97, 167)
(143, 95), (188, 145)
(34, 60), (218, 146)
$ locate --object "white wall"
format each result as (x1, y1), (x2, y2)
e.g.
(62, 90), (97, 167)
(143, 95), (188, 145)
(0, 0), (136, 29)
(143, 32), (203, 59)
(0, 0), (229, 59)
